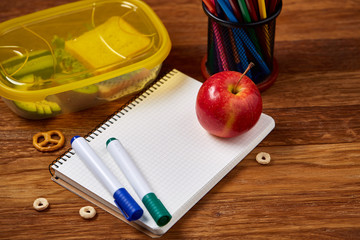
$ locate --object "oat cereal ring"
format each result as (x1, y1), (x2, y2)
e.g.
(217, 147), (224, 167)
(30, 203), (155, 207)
(256, 152), (271, 165)
(33, 198), (49, 211)
(33, 130), (65, 152)
(79, 206), (97, 219)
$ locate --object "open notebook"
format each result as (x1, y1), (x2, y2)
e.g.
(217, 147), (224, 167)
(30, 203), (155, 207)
(50, 69), (275, 237)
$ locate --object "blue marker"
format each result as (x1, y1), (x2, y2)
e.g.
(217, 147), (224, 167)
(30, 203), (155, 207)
(106, 137), (172, 227)
(71, 136), (143, 221)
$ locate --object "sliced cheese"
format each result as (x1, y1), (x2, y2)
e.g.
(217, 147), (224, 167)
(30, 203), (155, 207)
(65, 16), (151, 72)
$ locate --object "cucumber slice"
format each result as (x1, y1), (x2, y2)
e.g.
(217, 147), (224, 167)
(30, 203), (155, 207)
(13, 101), (37, 112)
(2, 50), (51, 67)
(41, 100), (61, 112)
(42, 104), (52, 115)
(13, 100), (61, 116)
(36, 104), (45, 114)
(7, 55), (55, 78)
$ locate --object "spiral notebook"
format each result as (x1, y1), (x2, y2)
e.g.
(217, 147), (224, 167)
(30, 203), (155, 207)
(50, 69), (275, 237)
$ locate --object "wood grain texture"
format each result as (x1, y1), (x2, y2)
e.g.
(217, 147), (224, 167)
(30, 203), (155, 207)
(0, 0), (359, 239)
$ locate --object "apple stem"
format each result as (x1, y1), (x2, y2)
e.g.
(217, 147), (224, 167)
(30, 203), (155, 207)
(232, 62), (255, 94)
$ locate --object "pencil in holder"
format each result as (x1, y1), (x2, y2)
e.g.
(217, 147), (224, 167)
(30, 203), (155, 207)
(201, 0), (282, 91)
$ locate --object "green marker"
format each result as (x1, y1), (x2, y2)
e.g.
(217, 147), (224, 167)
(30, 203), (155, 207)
(106, 138), (172, 227)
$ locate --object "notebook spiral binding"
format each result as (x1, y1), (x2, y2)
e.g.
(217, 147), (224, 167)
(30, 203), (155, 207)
(48, 69), (179, 176)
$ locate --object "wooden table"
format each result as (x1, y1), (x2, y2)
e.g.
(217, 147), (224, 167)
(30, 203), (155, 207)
(0, 0), (359, 239)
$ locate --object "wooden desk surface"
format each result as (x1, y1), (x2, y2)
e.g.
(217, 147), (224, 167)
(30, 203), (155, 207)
(0, 0), (359, 239)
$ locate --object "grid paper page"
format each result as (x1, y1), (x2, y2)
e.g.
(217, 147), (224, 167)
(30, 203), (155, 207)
(53, 69), (275, 235)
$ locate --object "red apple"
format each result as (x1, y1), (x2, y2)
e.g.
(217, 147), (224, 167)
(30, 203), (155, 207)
(195, 66), (262, 138)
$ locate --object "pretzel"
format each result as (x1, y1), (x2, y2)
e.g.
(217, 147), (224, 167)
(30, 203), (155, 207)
(33, 130), (65, 152)
(256, 152), (271, 165)
(79, 206), (97, 219)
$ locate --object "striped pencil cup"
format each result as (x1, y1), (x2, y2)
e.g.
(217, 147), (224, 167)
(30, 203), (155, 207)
(201, 0), (282, 91)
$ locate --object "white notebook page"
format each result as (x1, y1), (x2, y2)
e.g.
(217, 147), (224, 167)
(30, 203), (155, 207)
(52, 69), (275, 235)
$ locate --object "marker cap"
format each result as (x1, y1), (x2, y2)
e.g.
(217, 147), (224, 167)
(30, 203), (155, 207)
(106, 137), (117, 147)
(71, 135), (81, 144)
(142, 193), (172, 227)
(113, 188), (143, 221)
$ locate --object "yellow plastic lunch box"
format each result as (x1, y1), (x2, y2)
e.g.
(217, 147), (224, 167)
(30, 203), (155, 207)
(0, 0), (171, 119)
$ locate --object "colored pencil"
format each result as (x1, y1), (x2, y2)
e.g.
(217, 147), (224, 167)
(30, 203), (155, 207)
(257, 0), (267, 19)
(216, 0), (252, 77)
(251, 0), (260, 19)
(244, 0), (272, 66)
(237, 0), (252, 23)
(228, 0), (243, 22)
(268, 0), (278, 16)
(257, 0), (272, 62)
(214, 0), (226, 19)
(203, 0), (230, 71)
(218, 0), (272, 76)
(203, 0), (277, 78)
(237, 0), (263, 58)
(203, 0), (216, 14)
(244, 0), (259, 21)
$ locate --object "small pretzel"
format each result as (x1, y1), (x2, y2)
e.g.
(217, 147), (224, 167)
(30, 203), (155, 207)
(33, 130), (65, 152)
(256, 152), (271, 165)
(79, 206), (97, 219)
(33, 198), (49, 211)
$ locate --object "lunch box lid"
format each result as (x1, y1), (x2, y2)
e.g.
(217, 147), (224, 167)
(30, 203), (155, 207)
(0, 0), (171, 101)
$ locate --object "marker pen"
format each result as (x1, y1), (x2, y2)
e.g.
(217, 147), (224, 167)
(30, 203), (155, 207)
(71, 136), (143, 221)
(106, 137), (172, 227)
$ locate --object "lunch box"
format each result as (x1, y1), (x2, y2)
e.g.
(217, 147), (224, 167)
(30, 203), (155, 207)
(0, 0), (171, 119)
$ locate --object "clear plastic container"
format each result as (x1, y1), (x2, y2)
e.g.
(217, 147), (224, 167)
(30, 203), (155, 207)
(0, 0), (171, 119)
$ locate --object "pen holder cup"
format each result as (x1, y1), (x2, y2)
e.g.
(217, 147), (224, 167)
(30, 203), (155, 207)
(201, 1), (282, 91)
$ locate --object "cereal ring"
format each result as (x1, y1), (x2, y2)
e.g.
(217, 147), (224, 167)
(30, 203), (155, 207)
(79, 206), (96, 219)
(256, 152), (271, 165)
(33, 198), (49, 211)
(33, 130), (65, 152)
